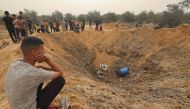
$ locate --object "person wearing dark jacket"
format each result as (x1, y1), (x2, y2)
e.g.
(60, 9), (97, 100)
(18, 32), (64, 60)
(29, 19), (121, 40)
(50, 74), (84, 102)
(2, 11), (18, 43)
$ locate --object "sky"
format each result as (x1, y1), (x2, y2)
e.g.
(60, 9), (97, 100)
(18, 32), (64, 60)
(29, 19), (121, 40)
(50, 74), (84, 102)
(0, 0), (182, 15)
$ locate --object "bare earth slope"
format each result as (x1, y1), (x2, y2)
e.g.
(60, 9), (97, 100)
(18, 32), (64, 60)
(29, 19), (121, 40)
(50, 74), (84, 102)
(0, 24), (189, 109)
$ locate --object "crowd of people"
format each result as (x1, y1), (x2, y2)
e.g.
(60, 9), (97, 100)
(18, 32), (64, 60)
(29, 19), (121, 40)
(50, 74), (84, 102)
(2, 10), (103, 43)
(2, 11), (26, 43)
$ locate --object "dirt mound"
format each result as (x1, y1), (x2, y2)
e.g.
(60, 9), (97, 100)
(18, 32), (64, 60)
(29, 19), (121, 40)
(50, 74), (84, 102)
(0, 24), (190, 109)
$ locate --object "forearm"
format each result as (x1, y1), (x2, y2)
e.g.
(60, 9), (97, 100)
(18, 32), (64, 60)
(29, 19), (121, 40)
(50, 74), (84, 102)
(35, 55), (64, 78)
(35, 64), (52, 70)
(46, 58), (63, 74)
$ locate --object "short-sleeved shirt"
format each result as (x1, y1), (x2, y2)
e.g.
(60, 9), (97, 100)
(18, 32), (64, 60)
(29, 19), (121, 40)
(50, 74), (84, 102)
(17, 19), (26, 29)
(44, 22), (49, 30)
(2, 15), (14, 29)
(4, 59), (53, 109)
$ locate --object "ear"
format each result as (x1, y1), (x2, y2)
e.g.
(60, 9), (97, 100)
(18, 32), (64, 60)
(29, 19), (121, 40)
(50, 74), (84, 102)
(31, 49), (37, 57)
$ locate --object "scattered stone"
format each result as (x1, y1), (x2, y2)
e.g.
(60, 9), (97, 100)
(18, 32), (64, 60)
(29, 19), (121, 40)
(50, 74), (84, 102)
(106, 47), (113, 54)
(187, 95), (190, 99)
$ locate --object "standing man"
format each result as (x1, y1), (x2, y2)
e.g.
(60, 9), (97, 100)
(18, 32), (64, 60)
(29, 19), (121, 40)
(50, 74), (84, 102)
(5, 36), (65, 109)
(49, 20), (54, 33)
(95, 19), (99, 31)
(12, 14), (21, 41)
(89, 18), (92, 29)
(2, 11), (17, 43)
(69, 20), (73, 31)
(44, 20), (50, 34)
(18, 11), (28, 36)
(26, 18), (34, 34)
(56, 20), (60, 32)
(17, 16), (27, 37)
(81, 18), (85, 31)
(61, 19), (66, 32)
(40, 21), (45, 33)
(65, 19), (68, 31)
(18, 11), (24, 19)
(99, 19), (103, 31)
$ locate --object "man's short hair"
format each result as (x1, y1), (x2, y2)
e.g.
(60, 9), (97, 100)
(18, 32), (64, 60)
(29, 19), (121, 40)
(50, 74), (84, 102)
(4, 11), (9, 15)
(12, 14), (16, 17)
(21, 36), (44, 55)
(19, 11), (23, 15)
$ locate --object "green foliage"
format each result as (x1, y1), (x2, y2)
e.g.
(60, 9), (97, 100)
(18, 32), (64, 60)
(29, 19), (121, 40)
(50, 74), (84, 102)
(65, 13), (73, 20)
(24, 9), (40, 24)
(51, 10), (63, 21)
(102, 12), (118, 23)
(146, 11), (161, 24)
(120, 11), (135, 23)
(87, 10), (101, 22)
(182, 12), (190, 23)
(179, 0), (190, 8)
(77, 14), (86, 21)
(158, 4), (184, 27)
(135, 11), (148, 24)
(38, 15), (51, 22)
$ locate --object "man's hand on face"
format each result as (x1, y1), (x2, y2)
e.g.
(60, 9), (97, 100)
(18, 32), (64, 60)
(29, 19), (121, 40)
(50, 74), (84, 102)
(35, 55), (49, 63)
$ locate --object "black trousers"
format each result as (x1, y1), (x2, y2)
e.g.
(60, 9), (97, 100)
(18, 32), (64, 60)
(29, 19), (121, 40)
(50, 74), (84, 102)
(15, 28), (20, 39)
(45, 29), (50, 34)
(50, 27), (55, 33)
(37, 77), (65, 109)
(7, 27), (17, 42)
(20, 29), (26, 37)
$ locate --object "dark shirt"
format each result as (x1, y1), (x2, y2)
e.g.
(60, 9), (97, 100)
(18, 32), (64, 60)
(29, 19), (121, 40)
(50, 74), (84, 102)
(2, 15), (14, 29)
(99, 20), (102, 24)
(26, 20), (32, 27)
(49, 22), (53, 27)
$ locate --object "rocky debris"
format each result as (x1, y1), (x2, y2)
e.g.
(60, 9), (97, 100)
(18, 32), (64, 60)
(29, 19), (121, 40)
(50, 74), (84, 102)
(149, 88), (181, 99)
(96, 70), (106, 80)
(59, 40), (96, 73)
(105, 45), (128, 57)
(141, 56), (164, 74)
(187, 95), (190, 99)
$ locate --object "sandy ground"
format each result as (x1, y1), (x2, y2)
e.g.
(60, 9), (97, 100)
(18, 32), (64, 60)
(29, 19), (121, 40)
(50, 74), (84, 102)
(0, 23), (190, 109)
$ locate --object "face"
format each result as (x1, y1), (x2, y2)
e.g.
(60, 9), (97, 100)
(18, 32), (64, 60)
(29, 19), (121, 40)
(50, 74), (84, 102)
(12, 16), (16, 19)
(32, 45), (45, 58)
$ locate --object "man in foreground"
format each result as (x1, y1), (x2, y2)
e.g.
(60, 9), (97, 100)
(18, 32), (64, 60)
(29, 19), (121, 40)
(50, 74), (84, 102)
(5, 36), (65, 109)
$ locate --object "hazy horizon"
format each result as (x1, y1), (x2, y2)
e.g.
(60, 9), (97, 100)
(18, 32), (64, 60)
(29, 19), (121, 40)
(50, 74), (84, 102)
(0, 0), (181, 15)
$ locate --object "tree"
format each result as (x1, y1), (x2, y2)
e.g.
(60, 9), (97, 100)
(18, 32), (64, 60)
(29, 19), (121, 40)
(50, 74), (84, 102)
(160, 4), (184, 27)
(167, 4), (184, 14)
(78, 14), (86, 21)
(65, 13), (73, 20)
(120, 11), (135, 23)
(87, 10), (101, 22)
(52, 10), (63, 21)
(135, 11), (148, 24)
(179, 0), (190, 9)
(24, 9), (40, 24)
(146, 11), (161, 24)
(102, 12), (118, 23)
(182, 12), (190, 23)
(39, 15), (51, 22)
